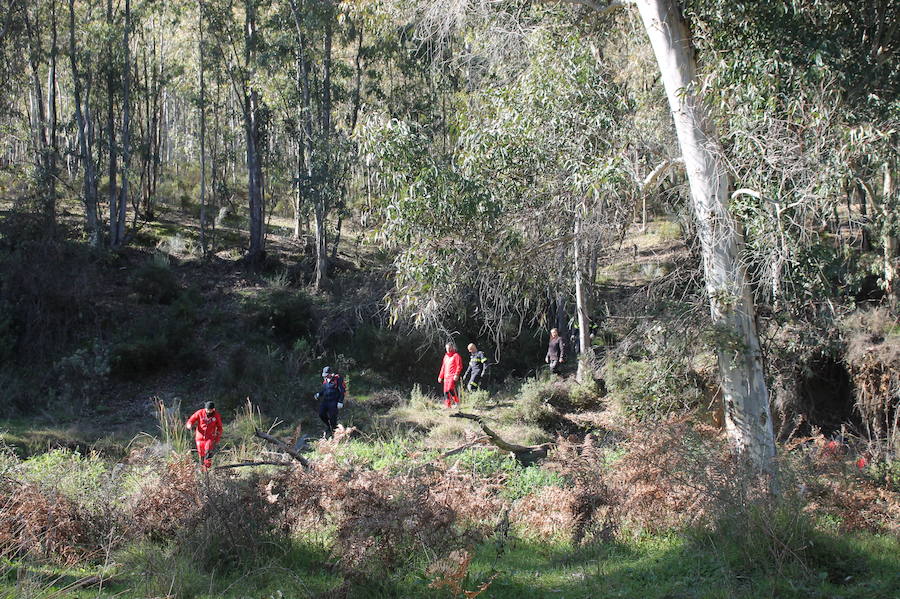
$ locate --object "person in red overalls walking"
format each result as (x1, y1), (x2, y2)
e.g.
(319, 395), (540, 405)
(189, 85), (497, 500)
(438, 342), (463, 408)
(185, 401), (223, 469)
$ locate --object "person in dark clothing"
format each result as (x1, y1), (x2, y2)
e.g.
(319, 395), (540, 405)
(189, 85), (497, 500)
(316, 366), (345, 436)
(463, 343), (488, 391)
(545, 328), (565, 374)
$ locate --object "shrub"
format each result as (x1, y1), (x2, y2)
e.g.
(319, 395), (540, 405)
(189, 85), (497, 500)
(244, 289), (315, 344)
(131, 257), (181, 304)
(502, 378), (566, 429)
(19, 449), (111, 511)
(569, 379), (603, 410)
(51, 342), (111, 409)
(110, 290), (207, 378)
(604, 357), (702, 421)
(211, 345), (296, 409)
(0, 481), (95, 565)
(655, 220), (682, 242)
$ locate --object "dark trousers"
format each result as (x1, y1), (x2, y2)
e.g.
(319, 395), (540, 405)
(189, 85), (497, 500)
(467, 371), (483, 391)
(319, 400), (339, 435)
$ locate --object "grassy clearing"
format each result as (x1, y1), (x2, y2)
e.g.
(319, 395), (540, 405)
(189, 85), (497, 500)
(2, 331), (898, 599)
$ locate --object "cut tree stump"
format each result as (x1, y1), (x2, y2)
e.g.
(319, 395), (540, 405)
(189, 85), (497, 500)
(450, 412), (553, 464)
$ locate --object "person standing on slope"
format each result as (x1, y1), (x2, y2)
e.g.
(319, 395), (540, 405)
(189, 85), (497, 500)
(438, 342), (463, 408)
(185, 401), (223, 469)
(545, 328), (566, 374)
(316, 366), (346, 437)
(463, 343), (488, 391)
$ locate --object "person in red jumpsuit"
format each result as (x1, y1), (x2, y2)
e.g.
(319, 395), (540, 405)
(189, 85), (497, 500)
(185, 401), (223, 469)
(438, 342), (463, 408)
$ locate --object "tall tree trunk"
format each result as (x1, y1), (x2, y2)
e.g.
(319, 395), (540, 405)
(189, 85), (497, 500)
(313, 10), (333, 289)
(69, 0), (100, 247)
(198, 0), (208, 256)
(47, 0), (60, 235)
(106, 0), (118, 247)
(244, 0), (265, 263)
(635, 0), (776, 474)
(23, 7), (52, 227)
(882, 160), (897, 306)
(573, 199), (592, 384)
(115, 0), (131, 247)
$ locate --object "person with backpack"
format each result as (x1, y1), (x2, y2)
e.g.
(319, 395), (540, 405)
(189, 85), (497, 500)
(438, 342), (463, 408)
(316, 366), (345, 436)
(463, 343), (488, 391)
(185, 401), (223, 469)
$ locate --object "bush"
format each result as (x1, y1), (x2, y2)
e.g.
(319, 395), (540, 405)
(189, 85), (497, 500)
(211, 345), (298, 409)
(131, 257), (181, 304)
(110, 289), (207, 378)
(604, 357), (702, 421)
(19, 449), (111, 511)
(0, 481), (96, 565)
(503, 378), (566, 429)
(569, 379), (603, 410)
(244, 289), (315, 344)
(51, 342), (111, 409)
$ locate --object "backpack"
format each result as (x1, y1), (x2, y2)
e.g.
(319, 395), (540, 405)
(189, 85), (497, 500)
(321, 374), (344, 403)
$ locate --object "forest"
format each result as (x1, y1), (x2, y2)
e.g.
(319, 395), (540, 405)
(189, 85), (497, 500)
(0, 0), (898, 597)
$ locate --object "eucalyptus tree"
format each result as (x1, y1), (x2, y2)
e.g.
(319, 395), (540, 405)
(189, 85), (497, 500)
(281, 0), (368, 288)
(404, 0), (778, 470)
(631, 0), (777, 472)
(203, 0), (269, 263)
(68, 0), (101, 246)
(361, 28), (633, 369)
(679, 0), (900, 311)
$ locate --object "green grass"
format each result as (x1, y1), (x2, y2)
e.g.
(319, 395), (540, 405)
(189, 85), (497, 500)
(0, 418), (139, 459)
(4, 529), (897, 599)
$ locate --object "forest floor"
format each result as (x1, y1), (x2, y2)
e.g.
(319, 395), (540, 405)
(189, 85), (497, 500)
(1, 200), (898, 599)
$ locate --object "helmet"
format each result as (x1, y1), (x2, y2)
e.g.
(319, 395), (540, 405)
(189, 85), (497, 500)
(322, 366), (332, 377)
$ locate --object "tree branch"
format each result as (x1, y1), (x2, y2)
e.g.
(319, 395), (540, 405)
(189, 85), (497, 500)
(214, 461), (293, 470)
(254, 429), (310, 468)
(450, 412), (553, 463)
(641, 157), (684, 194)
(548, 0), (633, 17)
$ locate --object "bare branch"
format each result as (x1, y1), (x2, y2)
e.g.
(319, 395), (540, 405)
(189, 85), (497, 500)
(450, 412), (553, 463)
(641, 157), (684, 194)
(254, 429), (311, 468)
(214, 461), (293, 470)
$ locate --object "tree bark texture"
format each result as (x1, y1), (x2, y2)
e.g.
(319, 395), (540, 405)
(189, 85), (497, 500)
(635, 0), (776, 472)
(244, 0), (265, 263)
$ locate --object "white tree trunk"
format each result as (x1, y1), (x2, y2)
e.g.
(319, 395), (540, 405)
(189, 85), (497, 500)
(573, 200), (592, 384)
(883, 162), (897, 306)
(635, 0), (776, 472)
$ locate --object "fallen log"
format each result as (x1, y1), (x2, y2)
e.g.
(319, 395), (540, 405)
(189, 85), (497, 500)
(214, 460), (293, 470)
(450, 412), (553, 464)
(440, 435), (491, 459)
(254, 429), (310, 468)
